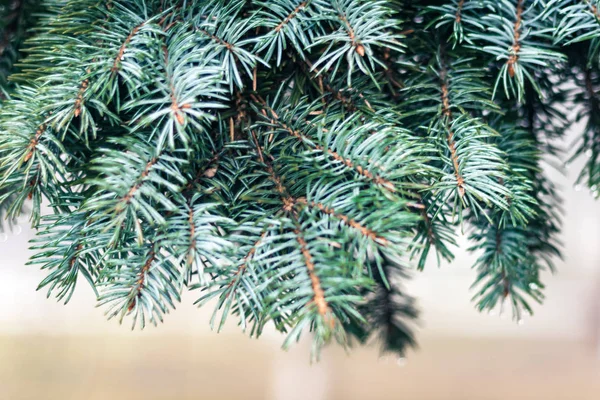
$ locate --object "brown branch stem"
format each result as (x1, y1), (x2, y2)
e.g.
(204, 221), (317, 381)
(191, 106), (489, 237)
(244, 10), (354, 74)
(73, 79), (89, 118)
(297, 198), (388, 245)
(275, 2), (307, 32)
(251, 96), (395, 192)
(439, 55), (466, 197)
(23, 123), (47, 162)
(197, 29), (234, 50)
(507, 0), (524, 78)
(112, 22), (145, 74)
(294, 228), (330, 318)
(127, 247), (156, 311)
(120, 157), (159, 206)
(455, 0), (465, 23)
(338, 13), (364, 56)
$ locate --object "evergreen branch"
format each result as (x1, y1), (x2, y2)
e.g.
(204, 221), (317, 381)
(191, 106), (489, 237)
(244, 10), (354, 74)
(310, 0), (405, 85)
(195, 7), (267, 90)
(253, 0), (321, 65)
(297, 198), (388, 245)
(426, 0), (483, 46)
(22, 122), (47, 163)
(0, 0), (582, 360)
(552, 0), (600, 66)
(466, 0), (566, 102)
(29, 208), (101, 304)
(98, 238), (182, 329)
(400, 49), (521, 220)
(455, 0), (465, 24)
(337, 7), (364, 56)
(468, 116), (561, 319)
(82, 135), (186, 245)
(409, 194), (457, 270)
(122, 22), (228, 150)
(226, 231), (268, 293)
(275, 2), (307, 33)
(251, 97), (402, 192)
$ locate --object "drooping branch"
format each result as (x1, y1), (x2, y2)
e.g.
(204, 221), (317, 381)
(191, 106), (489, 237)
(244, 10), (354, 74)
(495, 229), (511, 299)
(249, 133), (332, 321)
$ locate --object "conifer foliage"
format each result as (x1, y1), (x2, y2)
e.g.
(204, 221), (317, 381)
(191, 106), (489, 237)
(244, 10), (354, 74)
(0, 0), (595, 358)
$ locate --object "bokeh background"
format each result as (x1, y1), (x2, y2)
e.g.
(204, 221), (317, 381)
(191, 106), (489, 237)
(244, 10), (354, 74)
(1, 122), (600, 399)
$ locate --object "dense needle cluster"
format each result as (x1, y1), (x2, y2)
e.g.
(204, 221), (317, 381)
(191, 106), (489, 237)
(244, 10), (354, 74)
(0, 0), (596, 358)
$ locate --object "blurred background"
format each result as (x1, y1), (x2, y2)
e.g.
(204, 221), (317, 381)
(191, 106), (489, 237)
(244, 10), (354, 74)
(1, 128), (600, 399)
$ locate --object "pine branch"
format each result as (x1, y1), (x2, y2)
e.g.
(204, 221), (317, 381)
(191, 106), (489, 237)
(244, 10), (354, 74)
(0, 0), (585, 360)
(310, 0), (405, 85)
(466, 0), (566, 102)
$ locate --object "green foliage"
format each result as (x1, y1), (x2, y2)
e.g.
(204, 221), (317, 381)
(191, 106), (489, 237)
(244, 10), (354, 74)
(464, 0), (565, 102)
(0, 0), (595, 359)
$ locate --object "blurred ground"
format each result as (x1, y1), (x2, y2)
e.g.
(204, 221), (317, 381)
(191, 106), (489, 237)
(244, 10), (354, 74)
(0, 334), (599, 400)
